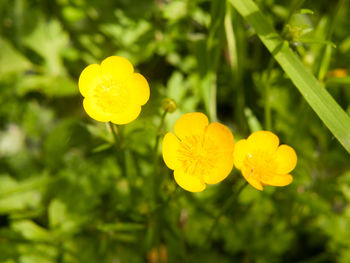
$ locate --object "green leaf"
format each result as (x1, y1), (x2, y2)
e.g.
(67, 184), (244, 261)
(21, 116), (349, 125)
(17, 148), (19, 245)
(300, 8), (314, 15)
(244, 108), (262, 132)
(0, 174), (49, 213)
(16, 75), (78, 97)
(0, 38), (32, 75)
(97, 222), (145, 233)
(23, 19), (69, 75)
(230, 0), (350, 152)
(11, 220), (52, 242)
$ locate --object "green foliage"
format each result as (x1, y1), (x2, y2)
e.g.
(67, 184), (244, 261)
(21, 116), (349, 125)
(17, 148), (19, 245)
(0, 0), (349, 262)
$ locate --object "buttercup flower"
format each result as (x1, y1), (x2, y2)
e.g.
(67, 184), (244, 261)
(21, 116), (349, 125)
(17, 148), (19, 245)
(162, 112), (235, 192)
(233, 130), (297, 191)
(78, 56), (150, 124)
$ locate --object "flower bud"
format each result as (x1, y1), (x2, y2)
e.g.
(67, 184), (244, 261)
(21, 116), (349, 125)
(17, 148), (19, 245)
(161, 98), (177, 113)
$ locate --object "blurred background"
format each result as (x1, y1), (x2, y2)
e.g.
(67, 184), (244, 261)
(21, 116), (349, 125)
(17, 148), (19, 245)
(0, 0), (350, 262)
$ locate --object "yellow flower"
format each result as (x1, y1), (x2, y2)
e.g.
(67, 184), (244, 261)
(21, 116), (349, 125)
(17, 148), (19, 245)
(78, 56), (150, 124)
(162, 112), (235, 192)
(233, 130), (297, 191)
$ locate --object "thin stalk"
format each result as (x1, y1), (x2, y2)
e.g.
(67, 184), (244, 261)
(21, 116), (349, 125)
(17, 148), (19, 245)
(154, 110), (169, 159)
(108, 122), (127, 177)
(263, 59), (276, 131)
(315, 0), (346, 81)
(150, 109), (169, 254)
(153, 109), (169, 199)
(108, 122), (119, 144)
(205, 181), (248, 243)
(225, 3), (247, 130)
(209, 73), (218, 122)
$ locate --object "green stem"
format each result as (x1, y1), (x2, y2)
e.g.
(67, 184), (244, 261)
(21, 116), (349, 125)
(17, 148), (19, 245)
(150, 109), (169, 253)
(108, 122), (118, 144)
(108, 122), (124, 147)
(153, 110), (169, 194)
(108, 122), (127, 177)
(263, 59), (275, 131)
(205, 181), (248, 243)
(225, 3), (247, 131)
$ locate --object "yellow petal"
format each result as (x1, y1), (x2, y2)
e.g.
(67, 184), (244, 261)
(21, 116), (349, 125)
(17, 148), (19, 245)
(241, 170), (263, 191)
(127, 73), (150, 106)
(174, 112), (208, 140)
(203, 153), (233, 184)
(174, 169), (206, 192)
(204, 122), (235, 152)
(262, 174), (293, 187)
(110, 103), (141, 125)
(233, 139), (250, 170)
(162, 132), (181, 170)
(78, 64), (102, 97)
(275, 145), (297, 174)
(101, 56), (134, 82)
(83, 97), (110, 122)
(247, 130), (279, 153)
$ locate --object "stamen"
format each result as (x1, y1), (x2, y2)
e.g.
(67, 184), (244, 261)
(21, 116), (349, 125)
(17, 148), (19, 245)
(93, 78), (130, 114)
(177, 135), (219, 177)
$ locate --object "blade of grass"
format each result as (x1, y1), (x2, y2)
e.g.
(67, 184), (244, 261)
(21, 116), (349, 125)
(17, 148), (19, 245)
(197, 0), (226, 121)
(225, 3), (248, 131)
(230, 0), (350, 153)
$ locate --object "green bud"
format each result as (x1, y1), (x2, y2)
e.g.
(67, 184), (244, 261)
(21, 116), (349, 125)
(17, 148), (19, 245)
(161, 98), (177, 113)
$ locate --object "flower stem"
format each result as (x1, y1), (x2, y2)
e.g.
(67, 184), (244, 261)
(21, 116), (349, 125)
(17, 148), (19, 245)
(153, 109), (169, 197)
(108, 122), (124, 147)
(205, 181), (248, 243)
(263, 59), (275, 131)
(151, 109), (169, 252)
(108, 122), (118, 143)
(154, 110), (168, 155)
(108, 122), (127, 178)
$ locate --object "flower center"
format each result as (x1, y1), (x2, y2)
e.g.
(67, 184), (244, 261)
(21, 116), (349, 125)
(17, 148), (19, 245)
(177, 135), (218, 177)
(93, 77), (130, 114)
(243, 150), (277, 181)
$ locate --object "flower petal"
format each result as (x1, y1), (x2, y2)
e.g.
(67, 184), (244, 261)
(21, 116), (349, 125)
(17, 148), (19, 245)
(174, 112), (208, 140)
(262, 174), (293, 187)
(174, 169), (206, 192)
(162, 132), (181, 170)
(204, 122), (235, 152)
(101, 56), (134, 82)
(275, 145), (297, 174)
(127, 73), (150, 106)
(110, 104), (141, 125)
(233, 139), (250, 170)
(247, 130), (279, 153)
(83, 97), (110, 122)
(242, 170), (263, 191)
(78, 64), (102, 97)
(203, 153), (234, 184)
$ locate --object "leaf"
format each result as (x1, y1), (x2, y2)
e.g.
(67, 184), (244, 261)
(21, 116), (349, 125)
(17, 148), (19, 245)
(244, 108), (262, 132)
(48, 199), (67, 229)
(23, 19), (69, 75)
(97, 222), (145, 232)
(230, 0), (350, 153)
(0, 124), (25, 157)
(0, 38), (32, 75)
(11, 220), (52, 242)
(16, 74), (77, 97)
(0, 174), (48, 213)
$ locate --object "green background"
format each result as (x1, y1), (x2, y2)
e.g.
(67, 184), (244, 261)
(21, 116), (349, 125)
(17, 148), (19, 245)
(0, 0), (350, 262)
